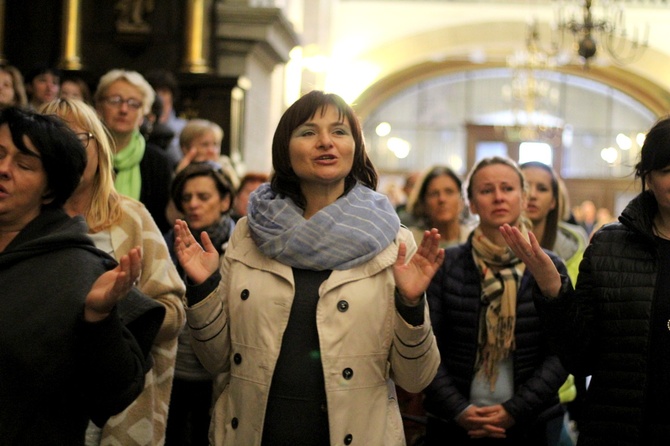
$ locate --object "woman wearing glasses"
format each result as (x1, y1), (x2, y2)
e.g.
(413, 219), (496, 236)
(0, 106), (146, 444)
(40, 98), (186, 446)
(94, 69), (174, 233)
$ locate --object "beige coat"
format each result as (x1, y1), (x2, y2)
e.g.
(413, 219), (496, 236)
(187, 220), (440, 445)
(99, 198), (186, 445)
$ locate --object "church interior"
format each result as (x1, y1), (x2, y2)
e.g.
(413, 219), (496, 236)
(4, 0), (670, 216)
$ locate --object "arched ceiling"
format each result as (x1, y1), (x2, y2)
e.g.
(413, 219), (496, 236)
(348, 20), (670, 119)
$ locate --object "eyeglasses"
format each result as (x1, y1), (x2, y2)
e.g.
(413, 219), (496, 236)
(103, 95), (143, 110)
(75, 132), (95, 148)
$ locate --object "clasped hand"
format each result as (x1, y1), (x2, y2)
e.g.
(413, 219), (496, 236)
(457, 404), (514, 439)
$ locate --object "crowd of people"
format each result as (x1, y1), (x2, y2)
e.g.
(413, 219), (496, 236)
(0, 63), (270, 445)
(1, 59), (669, 446)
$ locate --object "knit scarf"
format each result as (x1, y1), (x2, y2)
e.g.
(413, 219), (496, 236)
(247, 182), (400, 271)
(471, 223), (528, 391)
(113, 130), (145, 200)
(196, 214), (235, 256)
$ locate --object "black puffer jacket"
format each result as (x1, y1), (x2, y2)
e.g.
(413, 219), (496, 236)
(424, 236), (568, 442)
(535, 191), (670, 445)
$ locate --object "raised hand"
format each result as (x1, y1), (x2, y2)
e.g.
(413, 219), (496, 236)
(174, 219), (220, 285)
(175, 147), (198, 173)
(85, 246), (142, 322)
(499, 223), (562, 297)
(393, 228), (445, 303)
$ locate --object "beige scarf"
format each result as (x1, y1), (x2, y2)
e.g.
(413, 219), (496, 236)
(471, 223), (528, 391)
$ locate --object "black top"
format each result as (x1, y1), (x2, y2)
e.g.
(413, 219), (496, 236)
(139, 142), (173, 234)
(646, 236), (670, 426)
(0, 209), (146, 444)
(261, 268), (332, 446)
(534, 191), (670, 445)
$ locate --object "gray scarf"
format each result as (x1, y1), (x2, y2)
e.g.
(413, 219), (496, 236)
(247, 182), (400, 271)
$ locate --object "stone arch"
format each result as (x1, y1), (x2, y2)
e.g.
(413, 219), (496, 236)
(349, 20), (670, 119)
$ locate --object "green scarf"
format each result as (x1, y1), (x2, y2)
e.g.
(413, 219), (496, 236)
(113, 130), (145, 200)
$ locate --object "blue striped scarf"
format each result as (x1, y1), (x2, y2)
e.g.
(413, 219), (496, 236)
(247, 182), (400, 271)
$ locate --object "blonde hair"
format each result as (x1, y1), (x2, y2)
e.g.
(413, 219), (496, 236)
(179, 118), (224, 149)
(465, 156), (527, 206)
(40, 98), (124, 232)
(94, 69), (155, 116)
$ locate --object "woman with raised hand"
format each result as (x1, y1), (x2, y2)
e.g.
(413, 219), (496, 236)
(0, 106), (147, 443)
(174, 90), (444, 445)
(424, 156), (568, 446)
(164, 161), (235, 446)
(40, 98), (186, 446)
(501, 116), (670, 445)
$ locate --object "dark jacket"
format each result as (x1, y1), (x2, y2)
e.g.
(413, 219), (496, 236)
(424, 235), (568, 443)
(139, 141), (173, 234)
(0, 209), (147, 445)
(535, 191), (670, 445)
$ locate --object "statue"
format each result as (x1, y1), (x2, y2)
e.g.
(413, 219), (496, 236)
(115, 0), (155, 34)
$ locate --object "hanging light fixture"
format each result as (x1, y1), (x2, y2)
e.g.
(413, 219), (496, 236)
(502, 20), (562, 142)
(555, 0), (648, 67)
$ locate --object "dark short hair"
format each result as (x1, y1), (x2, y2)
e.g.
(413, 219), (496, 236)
(171, 161), (234, 213)
(408, 165), (462, 220)
(270, 90), (377, 208)
(144, 69), (179, 100)
(24, 65), (61, 85)
(635, 116), (670, 191)
(0, 106), (85, 208)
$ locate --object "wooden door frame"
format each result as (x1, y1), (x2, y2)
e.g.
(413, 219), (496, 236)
(464, 122), (638, 216)
(465, 123), (563, 172)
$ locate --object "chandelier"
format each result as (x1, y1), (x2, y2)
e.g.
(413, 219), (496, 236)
(501, 21), (562, 142)
(554, 0), (648, 66)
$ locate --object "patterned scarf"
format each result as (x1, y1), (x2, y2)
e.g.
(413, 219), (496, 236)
(247, 182), (400, 271)
(471, 223), (528, 391)
(196, 214), (235, 256)
(113, 130), (145, 200)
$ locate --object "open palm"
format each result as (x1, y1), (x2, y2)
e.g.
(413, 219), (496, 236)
(85, 247), (142, 322)
(393, 228), (445, 302)
(174, 219), (221, 284)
